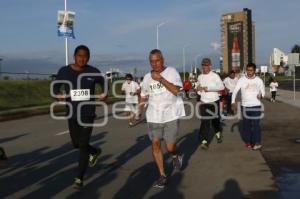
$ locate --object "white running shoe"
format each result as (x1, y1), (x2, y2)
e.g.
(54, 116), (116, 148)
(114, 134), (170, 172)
(252, 144), (262, 150)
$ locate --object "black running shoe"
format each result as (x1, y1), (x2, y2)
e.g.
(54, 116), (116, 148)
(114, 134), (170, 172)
(200, 140), (209, 150)
(215, 132), (223, 143)
(89, 148), (102, 167)
(153, 175), (167, 189)
(200, 143), (209, 150)
(73, 177), (83, 189)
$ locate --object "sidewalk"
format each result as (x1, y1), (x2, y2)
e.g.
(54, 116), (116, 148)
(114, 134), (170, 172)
(265, 88), (300, 108)
(163, 117), (278, 199)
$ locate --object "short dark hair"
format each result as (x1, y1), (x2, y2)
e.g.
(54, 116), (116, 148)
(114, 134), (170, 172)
(149, 49), (164, 60)
(74, 45), (90, 61)
(201, 58), (211, 66)
(125, 73), (133, 80)
(246, 63), (256, 70)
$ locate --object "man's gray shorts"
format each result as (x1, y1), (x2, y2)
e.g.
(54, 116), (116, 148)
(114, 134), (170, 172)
(147, 120), (179, 144)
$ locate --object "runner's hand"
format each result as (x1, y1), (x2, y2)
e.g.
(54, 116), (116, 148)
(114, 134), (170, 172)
(56, 94), (65, 102)
(135, 113), (141, 121)
(99, 93), (108, 102)
(151, 71), (162, 81)
(257, 94), (262, 100)
(197, 86), (207, 92)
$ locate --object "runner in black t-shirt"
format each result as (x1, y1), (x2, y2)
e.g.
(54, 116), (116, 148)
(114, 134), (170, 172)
(53, 45), (107, 189)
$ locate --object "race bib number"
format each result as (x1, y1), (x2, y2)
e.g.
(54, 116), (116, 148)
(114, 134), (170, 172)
(149, 82), (166, 95)
(70, 89), (90, 101)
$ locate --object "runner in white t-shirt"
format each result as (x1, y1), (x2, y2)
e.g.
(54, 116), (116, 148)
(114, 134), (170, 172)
(223, 70), (238, 115)
(121, 74), (140, 127)
(231, 63), (265, 150)
(196, 58), (224, 150)
(137, 49), (185, 189)
(269, 79), (278, 102)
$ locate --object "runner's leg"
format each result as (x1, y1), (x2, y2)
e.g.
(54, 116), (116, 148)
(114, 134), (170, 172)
(199, 104), (210, 143)
(152, 138), (165, 176)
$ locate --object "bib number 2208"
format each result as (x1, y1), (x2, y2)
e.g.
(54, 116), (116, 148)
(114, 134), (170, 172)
(70, 89), (90, 101)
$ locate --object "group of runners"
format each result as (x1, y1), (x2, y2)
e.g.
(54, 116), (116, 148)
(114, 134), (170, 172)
(52, 45), (267, 189)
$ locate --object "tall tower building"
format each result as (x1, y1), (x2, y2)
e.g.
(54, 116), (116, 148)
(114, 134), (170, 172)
(220, 8), (256, 74)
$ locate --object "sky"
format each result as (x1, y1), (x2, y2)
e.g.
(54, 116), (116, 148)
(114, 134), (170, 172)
(0, 0), (300, 75)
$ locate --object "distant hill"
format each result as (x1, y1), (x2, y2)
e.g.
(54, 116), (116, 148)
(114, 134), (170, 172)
(1, 51), (221, 78)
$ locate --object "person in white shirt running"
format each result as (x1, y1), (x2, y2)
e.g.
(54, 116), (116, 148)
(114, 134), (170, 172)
(196, 58), (225, 150)
(269, 78), (278, 102)
(223, 70), (238, 115)
(231, 63), (265, 150)
(137, 49), (185, 188)
(121, 74), (140, 127)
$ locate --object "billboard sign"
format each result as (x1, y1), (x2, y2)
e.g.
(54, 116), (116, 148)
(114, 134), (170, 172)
(260, 65), (268, 73)
(57, 10), (75, 38)
(227, 21), (243, 73)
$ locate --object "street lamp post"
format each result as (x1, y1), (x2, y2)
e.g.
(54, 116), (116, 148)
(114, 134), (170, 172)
(293, 64), (296, 101)
(64, 0), (69, 65)
(193, 54), (202, 74)
(156, 22), (166, 49)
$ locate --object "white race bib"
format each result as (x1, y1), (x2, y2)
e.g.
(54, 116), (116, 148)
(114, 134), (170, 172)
(149, 82), (166, 95)
(70, 89), (90, 101)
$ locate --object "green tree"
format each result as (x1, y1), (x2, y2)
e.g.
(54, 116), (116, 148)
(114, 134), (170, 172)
(291, 44), (300, 59)
(291, 44), (300, 53)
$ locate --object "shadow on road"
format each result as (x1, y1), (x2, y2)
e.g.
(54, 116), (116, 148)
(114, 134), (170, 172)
(231, 120), (244, 142)
(0, 132), (108, 199)
(65, 134), (151, 199)
(213, 179), (244, 199)
(147, 172), (185, 199)
(213, 178), (277, 199)
(112, 129), (199, 199)
(177, 129), (200, 171)
(0, 133), (28, 144)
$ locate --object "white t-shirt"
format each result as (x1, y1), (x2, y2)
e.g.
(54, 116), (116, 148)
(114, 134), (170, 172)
(223, 76), (238, 93)
(269, 82), (278, 92)
(139, 81), (143, 89)
(141, 67), (186, 123)
(196, 71), (225, 103)
(121, 81), (140, 104)
(232, 75), (265, 107)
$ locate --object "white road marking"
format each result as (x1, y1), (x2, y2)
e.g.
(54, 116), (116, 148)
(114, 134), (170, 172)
(55, 130), (69, 136)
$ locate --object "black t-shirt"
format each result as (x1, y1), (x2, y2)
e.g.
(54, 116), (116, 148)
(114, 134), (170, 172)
(53, 65), (105, 119)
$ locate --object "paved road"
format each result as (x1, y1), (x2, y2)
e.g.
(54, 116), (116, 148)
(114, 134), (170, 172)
(0, 101), (278, 199)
